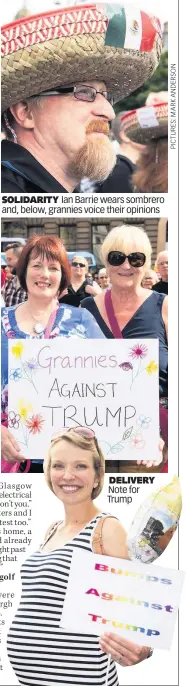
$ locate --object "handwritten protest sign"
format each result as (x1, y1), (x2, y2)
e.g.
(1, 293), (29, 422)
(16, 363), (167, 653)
(60, 551), (184, 649)
(8, 338), (159, 461)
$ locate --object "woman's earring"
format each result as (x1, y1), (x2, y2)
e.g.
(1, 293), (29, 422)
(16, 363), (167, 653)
(3, 112), (18, 144)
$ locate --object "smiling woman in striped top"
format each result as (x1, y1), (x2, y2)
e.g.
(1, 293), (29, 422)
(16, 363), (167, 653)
(7, 427), (151, 686)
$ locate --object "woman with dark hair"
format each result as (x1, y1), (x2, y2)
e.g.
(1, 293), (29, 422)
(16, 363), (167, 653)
(1, 235), (104, 474)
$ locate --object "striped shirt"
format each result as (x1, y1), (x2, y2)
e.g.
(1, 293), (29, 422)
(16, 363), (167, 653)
(7, 514), (119, 686)
(4, 276), (27, 306)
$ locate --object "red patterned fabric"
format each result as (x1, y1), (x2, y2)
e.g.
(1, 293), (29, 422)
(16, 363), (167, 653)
(1, 3), (161, 56)
(1, 6), (107, 56)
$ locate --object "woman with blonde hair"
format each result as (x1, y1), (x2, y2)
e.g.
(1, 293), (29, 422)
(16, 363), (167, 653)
(81, 225), (168, 472)
(7, 427), (151, 685)
(141, 268), (159, 289)
(60, 254), (101, 307)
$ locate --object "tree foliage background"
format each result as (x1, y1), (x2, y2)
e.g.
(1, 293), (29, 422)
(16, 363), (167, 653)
(115, 51), (168, 114)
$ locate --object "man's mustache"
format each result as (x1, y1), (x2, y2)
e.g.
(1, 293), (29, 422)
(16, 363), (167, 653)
(86, 120), (110, 136)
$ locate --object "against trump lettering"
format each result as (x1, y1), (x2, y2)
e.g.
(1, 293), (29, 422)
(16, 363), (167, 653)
(61, 551), (185, 650)
(8, 338), (159, 461)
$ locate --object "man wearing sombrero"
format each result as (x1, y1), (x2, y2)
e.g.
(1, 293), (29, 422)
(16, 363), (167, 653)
(1, 3), (162, 193)
(121, 101), (168, 192)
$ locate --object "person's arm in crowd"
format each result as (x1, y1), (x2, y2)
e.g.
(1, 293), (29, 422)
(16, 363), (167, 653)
(85, 282), (102, 295)
(1, 425), (26, 463)
(136, 436), (165, 468)
(162, 295), (168, 340)
(136, 293), (168, 469)
(99, 518), (152, 665)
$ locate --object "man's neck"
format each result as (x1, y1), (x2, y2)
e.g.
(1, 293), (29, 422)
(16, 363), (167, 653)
(17, 135), (78, 192)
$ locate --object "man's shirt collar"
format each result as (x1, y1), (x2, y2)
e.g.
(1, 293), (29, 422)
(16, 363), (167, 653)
(2, 140), (69, 192)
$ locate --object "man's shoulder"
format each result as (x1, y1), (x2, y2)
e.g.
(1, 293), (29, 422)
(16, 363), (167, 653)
(152, 282), (160, 291)
(152, 281), (168, 294)
(1, 140), (21, 169)
(1, 139), (13, 158)
(4, 276), (16, 292)
(99, 153), (135, 193)
(1, 140), (68, 193)
(1, 174), (25, 192)
(116, 153), (136, 172)
(2, 141), (28, 191)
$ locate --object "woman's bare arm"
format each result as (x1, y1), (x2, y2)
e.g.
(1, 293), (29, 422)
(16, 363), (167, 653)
(162, 295), (168, 340)
(101, 517), (129, 559)
(100, 517), (151, 664)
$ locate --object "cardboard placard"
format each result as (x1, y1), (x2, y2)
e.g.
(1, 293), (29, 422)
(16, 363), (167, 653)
(61, 550), (184, 650)
(8, 338), (159, 461)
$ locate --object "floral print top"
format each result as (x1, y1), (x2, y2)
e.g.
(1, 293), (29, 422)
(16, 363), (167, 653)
(1, 304), (105, 423)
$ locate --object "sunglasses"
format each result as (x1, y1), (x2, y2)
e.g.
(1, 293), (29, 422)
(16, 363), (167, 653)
(51, 427), (95, 443)
(107, 251), (146, 268)
(71, 261), (86, 268)
(35, 85), (114, 105)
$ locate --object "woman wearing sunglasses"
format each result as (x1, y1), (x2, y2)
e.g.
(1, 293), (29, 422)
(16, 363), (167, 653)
(81, 225), (168, 473)
(59, 255), (101, 307)
(1, 236), (105, 474)
(7, 427), (151, 685)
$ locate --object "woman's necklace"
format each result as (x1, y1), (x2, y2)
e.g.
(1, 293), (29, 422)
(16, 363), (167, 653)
(26, 303), (49, 334)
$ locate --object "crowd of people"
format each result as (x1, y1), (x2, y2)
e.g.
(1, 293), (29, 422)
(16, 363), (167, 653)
(1, 229), (168, 476)
(1, 226), (168, 686)
(1, 4), (169, 685)
(1, 241), (168, 307)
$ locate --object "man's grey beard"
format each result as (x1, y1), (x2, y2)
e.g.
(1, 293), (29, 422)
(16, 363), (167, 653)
(68, 134), (116, 183)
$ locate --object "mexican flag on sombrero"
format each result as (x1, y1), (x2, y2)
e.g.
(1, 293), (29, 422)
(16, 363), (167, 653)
(1, 2), (163, 112)
(104, 4), (161, 50)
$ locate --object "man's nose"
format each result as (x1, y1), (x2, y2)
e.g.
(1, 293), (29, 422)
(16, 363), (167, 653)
(93, 95), (115, 121)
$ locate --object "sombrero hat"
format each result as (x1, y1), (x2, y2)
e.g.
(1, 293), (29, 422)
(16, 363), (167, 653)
(120, 102), (168, 143)
(1, 3), (162, 113)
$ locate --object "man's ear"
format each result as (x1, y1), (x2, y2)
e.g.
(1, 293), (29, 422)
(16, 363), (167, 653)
(10, 101), (35, 130)
(119, 130), (129, 144)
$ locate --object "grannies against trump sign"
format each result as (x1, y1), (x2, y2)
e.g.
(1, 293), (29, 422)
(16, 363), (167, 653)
(8, 338), (159, 461)
(60, 551), (185, 650)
